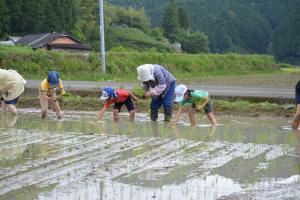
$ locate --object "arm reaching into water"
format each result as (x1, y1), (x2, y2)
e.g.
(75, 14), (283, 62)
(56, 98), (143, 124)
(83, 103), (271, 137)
(174, 107), (183, 124)
(98, 106), (108, 119)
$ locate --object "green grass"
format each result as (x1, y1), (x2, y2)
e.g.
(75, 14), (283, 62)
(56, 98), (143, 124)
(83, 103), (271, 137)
(19, 95), (295, 117)
(0, 45), (282, 81)
(106, 27), (173, 52)
(280, 67), (300, 73)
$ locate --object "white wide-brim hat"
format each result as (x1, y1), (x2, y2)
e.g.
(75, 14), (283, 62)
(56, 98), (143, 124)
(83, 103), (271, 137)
(175, 84), (187, 102)
(137, 64), (155, 81)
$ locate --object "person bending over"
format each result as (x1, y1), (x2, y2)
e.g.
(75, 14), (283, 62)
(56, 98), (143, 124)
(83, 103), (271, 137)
(174, 84), (217, 126)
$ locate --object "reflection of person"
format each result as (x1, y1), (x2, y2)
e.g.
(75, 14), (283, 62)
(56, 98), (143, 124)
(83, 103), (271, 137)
(174, 84), (217, 126)
(205, 126), (217, 141)
(39, 71), (65, 120)
(0, 69), (26, 127)
(292, 80), (300, 129)
(98, 88), (136, 121)
(292, 130), (300, 173)
(137, 64), (176, 121)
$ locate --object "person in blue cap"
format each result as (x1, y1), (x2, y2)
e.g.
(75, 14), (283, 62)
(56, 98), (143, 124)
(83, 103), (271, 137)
(98, 87), (137, 121)
(39, 71), (65, 119)
(174, 84), (217, 126)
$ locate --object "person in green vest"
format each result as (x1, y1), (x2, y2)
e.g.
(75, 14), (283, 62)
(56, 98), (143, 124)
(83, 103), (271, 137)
(174, 84), (217, 126)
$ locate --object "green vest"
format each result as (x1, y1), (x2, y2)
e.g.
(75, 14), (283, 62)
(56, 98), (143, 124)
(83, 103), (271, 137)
(180, 90), (209, 106)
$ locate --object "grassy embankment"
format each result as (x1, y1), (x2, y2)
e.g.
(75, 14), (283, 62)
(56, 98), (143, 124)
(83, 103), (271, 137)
(0, 45), (281, 81)
(0, 45), (297, 116)
(18, 94), (295, 117)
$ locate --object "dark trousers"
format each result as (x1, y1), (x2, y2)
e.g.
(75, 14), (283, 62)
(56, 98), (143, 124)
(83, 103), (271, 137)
(150, 81), (176, 121)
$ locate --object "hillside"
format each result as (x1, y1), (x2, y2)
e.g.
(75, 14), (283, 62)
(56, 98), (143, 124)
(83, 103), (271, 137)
(107, 0), (296, 54)
(106, 27), (173, 52)
(2, 0), (299, 63)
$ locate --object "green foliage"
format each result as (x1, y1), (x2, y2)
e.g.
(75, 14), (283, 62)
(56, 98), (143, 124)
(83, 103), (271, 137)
(0, 45), (279, 81)
(20, 94), (294, 116)
(6, 0), (23, 34)
(162, 0), (178, 43)
(178, 7), (189, 31)
(132, 86), (145, 97)
(214, 99), (292, 115)
(4, 0), (298, 64)
(270, 0), (300, 64)
(5, 0), (75, 35)
(0, 0), (10, 39)
(149, 28), (169, 44)
(69, 1), (152, 50)
(108, 0), (295, 59)
(105, 27), (173, 52)
(177, 31), (208, 54)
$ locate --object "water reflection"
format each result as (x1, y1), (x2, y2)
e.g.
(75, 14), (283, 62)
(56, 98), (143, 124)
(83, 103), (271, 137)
(1, 112), (17, 128)
(0, 110), (300, 199)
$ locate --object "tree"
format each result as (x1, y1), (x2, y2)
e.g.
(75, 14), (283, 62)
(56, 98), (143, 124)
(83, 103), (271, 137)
(178, 7), (189, 31)
(270, 0), (300, 63)
(109, 0), (290, 54)
(178, 31), (208, 53)
(22, 0), (47, 34)
(44, 1), (61, 32)
(0, 0), (10, 39)
(149, 27), (169, 44)
(6, 0), (22, 34)
(162, 0), (178, 43)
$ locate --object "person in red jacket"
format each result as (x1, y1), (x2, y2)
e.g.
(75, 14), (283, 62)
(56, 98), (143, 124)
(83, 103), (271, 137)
(98, 88), (137, 121)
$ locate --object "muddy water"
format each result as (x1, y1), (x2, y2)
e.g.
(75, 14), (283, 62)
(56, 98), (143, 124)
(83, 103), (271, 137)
(0, 109), (300, 200)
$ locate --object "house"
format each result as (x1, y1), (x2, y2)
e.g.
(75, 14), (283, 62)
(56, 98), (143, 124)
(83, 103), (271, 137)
(16, 32), (91, 52)
(0, 36), (21, 46)
(0, 40), (15, 46)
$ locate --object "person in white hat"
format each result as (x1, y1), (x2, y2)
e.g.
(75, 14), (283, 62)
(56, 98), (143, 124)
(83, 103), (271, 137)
(137, 64), (176, 121)
(174, 84), (217, 126)
(0, 69), (26, 127)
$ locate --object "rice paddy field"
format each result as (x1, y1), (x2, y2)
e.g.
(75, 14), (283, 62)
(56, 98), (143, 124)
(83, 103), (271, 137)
(0, 109), (300, 200)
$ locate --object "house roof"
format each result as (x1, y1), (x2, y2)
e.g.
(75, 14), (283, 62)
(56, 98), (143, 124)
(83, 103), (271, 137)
(9, 36), (21, 42)
(47, 43), (92, 51)
(16, 32), (82, 49)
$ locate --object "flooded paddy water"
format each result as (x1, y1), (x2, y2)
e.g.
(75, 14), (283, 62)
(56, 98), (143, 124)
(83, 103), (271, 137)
(1, 109), (300, 200)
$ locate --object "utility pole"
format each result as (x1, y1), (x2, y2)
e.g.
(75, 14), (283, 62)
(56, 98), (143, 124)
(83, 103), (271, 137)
(99, 0), (106, 73)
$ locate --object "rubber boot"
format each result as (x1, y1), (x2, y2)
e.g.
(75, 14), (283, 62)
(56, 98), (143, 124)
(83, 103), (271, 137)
(164, 107), (173, 122)
(151, 108), (159, 121)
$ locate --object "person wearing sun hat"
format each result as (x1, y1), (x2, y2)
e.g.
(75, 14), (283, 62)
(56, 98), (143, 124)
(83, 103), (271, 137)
(39, 71), (65, 119)
(0, 69), (26, 127)
(98, 87), (137, 121)
(174, 84), (217, 126)
(137, 64), (176, 122)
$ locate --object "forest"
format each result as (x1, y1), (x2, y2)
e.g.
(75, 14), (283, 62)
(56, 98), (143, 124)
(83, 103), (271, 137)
(0, 0), (299, 63)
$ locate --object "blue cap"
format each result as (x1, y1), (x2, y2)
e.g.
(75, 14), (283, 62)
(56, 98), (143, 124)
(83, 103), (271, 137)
(47, 71), (59, 85)
(100, 88), (117, 101)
